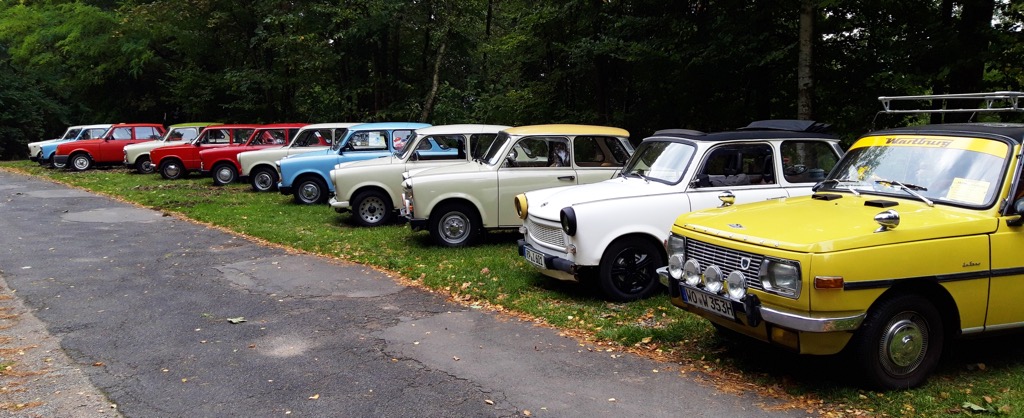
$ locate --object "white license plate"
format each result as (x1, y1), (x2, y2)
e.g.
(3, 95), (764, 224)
(683, 287), (735, 319)
(523, 246), (546, 269)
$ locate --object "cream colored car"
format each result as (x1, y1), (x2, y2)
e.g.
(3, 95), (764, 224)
(237, 123), (359, 192)
(400, 124), (634, 247)
(123, 123), (218, 173)
(328, 124), (507, 226)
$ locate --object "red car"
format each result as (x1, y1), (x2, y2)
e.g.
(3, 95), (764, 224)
(54, 123), (166, 171)
(199, 123), (308, 186)
(151, 124), (259, 180)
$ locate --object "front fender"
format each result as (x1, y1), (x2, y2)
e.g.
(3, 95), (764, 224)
(568, 194), (693, 266)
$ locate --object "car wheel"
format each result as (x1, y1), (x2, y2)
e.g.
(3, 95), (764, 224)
(159, 159), (186, 180)
(70, 153), (92, 171)
(250, 167), (279, 192)
(352, 190), (393, 227)
(853, 294), (944, 390)
(50, 157), (65, 169)
(294, 176), (327, 204)
(36, 152), (46, 166)
(135, 155), (154, 174)
(597, 237), (663, 302)
(212, 163), (238, 186)
(429, 203), (480, 247)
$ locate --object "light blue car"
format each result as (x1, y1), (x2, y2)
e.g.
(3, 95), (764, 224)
(38, 124), (112, 168)
(278, 122), (431, 204)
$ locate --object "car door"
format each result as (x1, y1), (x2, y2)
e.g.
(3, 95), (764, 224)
(685, 142), (792, 210)
(97, 127), (135, 162)
(571, 135), (633, 184)
(496, 136), (579, 226)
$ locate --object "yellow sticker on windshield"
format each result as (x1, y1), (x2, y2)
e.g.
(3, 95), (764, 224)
(852, 135), (1007, 158)
(946, 178), (990, 205)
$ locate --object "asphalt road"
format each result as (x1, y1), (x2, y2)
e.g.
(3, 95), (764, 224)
(0, 169), (809, 417)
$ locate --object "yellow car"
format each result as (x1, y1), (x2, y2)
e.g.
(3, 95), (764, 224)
(658, 92), (1024, 389)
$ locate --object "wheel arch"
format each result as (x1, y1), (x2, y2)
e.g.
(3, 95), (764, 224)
(873, 280), (962, 339)
(600, 232), (669, 267)
(429, 197), (482, 224)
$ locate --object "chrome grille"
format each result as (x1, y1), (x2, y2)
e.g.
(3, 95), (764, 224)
(526, 217), (565, 248)
(686, 239), (765, 290)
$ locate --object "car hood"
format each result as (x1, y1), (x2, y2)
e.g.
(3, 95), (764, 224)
(525, 177), (676, 219)
(284, 148), (334, 160)
(674, 193), (999, 253)
(338, 155), (399, 170)
(408, 161), (486, 178)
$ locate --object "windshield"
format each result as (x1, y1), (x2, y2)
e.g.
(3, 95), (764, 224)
(483, 132), (514, 165)
(163, 127), (200, 142)
(620, 140), (697, 184)
(820, 135), (1009, 207)
(396, 134), (426, 160)
(61, 129), (81, 140)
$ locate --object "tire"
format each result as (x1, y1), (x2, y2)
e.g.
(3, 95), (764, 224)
(36, 152), (46, 166)
(212, 163), (238, 186)
(428, 202), (481, 247)
(352, 189), (393, 227)
(852, 294), (944, 390)
(51, 157), (66, 169)
(159, 159), (186, 180)
(250, 166), (278, 192)
(294, 176), (327, 204)
(135, 155), (154, 174)
(597, 237), (664, 302)
(69, 153), (92, 171)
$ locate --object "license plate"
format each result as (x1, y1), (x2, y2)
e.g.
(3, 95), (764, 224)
(523, 246), (547, 269)
(683, 286), (735, 319)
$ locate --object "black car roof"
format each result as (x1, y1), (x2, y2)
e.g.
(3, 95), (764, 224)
(649, 120), (837, 142)
(867, 123), (1024, 145)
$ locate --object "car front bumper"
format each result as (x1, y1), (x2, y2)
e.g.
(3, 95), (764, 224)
(53, 155), (69, 166)
(517, 240), (580, 281)
(328, 196), (351, 213)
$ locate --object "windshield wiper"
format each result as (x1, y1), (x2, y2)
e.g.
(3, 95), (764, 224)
(874, 179), (934, 207)
(815, 178), (861, 196)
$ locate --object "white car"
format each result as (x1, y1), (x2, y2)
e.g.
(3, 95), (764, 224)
(515, 120), (844, 301)
(28, 125), (81, 161)
(328, 124), (508, 227)
(123, 123), (218, 173)
(31, 124), (112, 167)
(237, 123), (359, 192)
(401, 124), (634, 247)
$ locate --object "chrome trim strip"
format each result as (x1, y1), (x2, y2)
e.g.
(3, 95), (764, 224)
(980, 321), (1024, 332)
(962, 326), (986, 335)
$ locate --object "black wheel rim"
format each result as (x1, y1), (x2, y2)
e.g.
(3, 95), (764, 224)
(608, 246), (657, 296)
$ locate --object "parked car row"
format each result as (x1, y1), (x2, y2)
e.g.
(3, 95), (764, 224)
(31, 92), (1024, 390)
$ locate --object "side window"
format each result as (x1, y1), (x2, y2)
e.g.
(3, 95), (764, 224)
(470, 134), (498, 159)
(137, 127), (160, 140)
(422, 135), (465, 160)
(781, 141), (840, 183)
(392, 130), (415, 151)
(348, 130), (389, 151)
(201, 129), (229, 144)
(112, 128), (132, 140)
(573, 136), (628, 167)
(504, 136), (569, 168)
(293, 129), (329, 147)
(179, 128), (199, 142)
(233, 129), (255, 144)
(697, 143), (774, 187)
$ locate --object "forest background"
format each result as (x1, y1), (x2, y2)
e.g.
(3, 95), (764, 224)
(0, 0), (1022, 160)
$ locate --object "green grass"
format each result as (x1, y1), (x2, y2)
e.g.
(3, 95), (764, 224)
(5, 160), (1024, 416)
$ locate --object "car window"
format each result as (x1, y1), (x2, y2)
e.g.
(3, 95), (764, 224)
(781, 141), (840, 183)
(504, 136), (570, 168)
(347, 130), (389, 151)
(621, 141), (696, 184)
(469, 134), (498, 159)
(573, 136), (629, 167)
(111, 127), (133, 140)
(293, 129), (331, 148)
(200, 128), (231, 144)
(697, 143), (774, 186)
(392, 130), (415, 152)
(138, 127), (162, 140)
(233, 129), (255, 144)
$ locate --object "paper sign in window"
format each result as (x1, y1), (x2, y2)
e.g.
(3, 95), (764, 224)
(945, 178), (989, 205)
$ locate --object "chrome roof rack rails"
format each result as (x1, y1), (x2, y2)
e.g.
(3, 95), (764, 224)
(878, 91), (1024, 114)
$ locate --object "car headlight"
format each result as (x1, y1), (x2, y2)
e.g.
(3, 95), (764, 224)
(560, 207), (576, 236)
(666, 234), (686, 258)
(682, 259), (701, 286)
(667, 254), (685, 279)
(725, 270), (746, 300)
(702, 265), (723, 294)
(759, 259), (801, 298)
(514, 193), (528, 219)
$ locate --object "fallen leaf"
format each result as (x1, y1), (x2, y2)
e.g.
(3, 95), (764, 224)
(640, 337), (652, 344)
(453, 356), (460, 361)
(962, 402), (987, 412)
(484, 400), (494, 405)
(523, 410), (531, 416)
(608, 398), (616, 402)
(93, 362), (104, 367)
(984, 395), (993, 404)
(309, 394), (319, 400)
(999, 405), (1012, 414)
(227, 317), (246, 324)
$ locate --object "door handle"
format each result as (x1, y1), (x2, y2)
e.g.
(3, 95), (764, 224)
(558, 176), (576, 181)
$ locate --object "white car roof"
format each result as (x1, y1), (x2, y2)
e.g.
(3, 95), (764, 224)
(296, 122), (361, 132)
(80, 123), (113, 130)
(414, 124), (510, 135)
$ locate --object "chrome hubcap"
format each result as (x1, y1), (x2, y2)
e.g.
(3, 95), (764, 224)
(880, 314), (927, 376)
(254, 173), (274, 191)
(300, 183), (320, 202)
(216, 167), (234, 183)
(73, 156), (89, 170)
(440, 212), (469, 243)
(164, 164), (181, 178)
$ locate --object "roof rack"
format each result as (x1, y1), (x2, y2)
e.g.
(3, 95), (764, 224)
(878, 91), (1024, 114)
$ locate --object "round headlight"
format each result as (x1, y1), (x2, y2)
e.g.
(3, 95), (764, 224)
(725, 270), (746, 300)
(682, 259), (701, 286)
(514, 193), (528, 220)
(559, 207), (577, 236)
(668, 254), (685, 279)
(702, 265), (724, 294)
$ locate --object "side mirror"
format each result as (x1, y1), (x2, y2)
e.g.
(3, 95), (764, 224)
(1007, 199), (1024, 227)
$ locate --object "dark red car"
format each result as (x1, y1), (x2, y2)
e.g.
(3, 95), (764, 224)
(53, 123), (166, 171)
(198, 123), (308, 185)
(151, 124), (259, 180)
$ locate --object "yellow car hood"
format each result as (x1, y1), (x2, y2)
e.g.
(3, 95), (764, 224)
(675, 193), (999, 253)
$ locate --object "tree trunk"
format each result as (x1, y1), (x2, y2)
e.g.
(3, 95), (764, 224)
(420, 43), (446, 122)
(797, 0), (814, 120)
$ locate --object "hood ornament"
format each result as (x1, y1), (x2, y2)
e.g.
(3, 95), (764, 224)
(874, 209), (900, 233)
